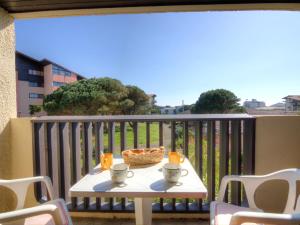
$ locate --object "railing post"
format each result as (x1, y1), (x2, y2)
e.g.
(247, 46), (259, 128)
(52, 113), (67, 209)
(243, 119), (255, 175)
(95, 122), (104, 210)
(83, 122), (93, 209)
(47, 122), (59, 199)
(108, 122), (115, 210)
(171, 121), (176, 151)
(183, 121), (189, 210)
(159, 122), (163, 147)
(194, 121), (203, 210)
(120, 122), (126, 151)
(159, 121), (164, 211)
(231, 120), (242, 205)
(33, 122), (47, 200)
(219, 120), (229, 202)
(59, 122), (71, 203)
(183, 121), (189, 157)
(95, 122), (104, 164)
(146, 122), (150, 148)
(71, 122), (81, 208)
(133, 122), (139, 148)
(170, 121), (176, 210)
(207, 120), (216, 202)
(242, 119), (255, 206)
(120, 121), (127, 210)
(108, 122), (115, 153)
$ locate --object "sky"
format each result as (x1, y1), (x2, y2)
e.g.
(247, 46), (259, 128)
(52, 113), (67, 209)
(15, 11), (300, 106)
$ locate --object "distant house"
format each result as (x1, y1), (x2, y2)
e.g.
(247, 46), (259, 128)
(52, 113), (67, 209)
(160, 105), (190, 114)
(160, 106), (176, 114)
(283, 95), (300, 112)
(243, 99), (266, 109)
(270, 102), (285, 108)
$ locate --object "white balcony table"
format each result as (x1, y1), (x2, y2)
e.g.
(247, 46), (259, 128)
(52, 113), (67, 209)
(70, 157), (207, 225)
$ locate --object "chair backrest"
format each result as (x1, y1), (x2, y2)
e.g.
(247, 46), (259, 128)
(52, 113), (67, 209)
(242, 168), (300, 213)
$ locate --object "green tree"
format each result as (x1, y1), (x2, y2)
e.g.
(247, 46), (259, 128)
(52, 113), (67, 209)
(192, 89), (245, 114)
(120, 85), (150, 115)
(29, 105), (42, 115)
(183, 104), (193, 111)
(150, 105), (161, 114)
(43, 78), (151, 115)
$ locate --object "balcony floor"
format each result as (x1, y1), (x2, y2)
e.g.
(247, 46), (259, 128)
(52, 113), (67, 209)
(73, 218), (209, 225)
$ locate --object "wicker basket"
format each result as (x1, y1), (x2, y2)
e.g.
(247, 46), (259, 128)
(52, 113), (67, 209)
(122, 146), (165, 166)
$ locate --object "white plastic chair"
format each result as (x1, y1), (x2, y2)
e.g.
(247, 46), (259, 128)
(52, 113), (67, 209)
(210, 168), (300, 225)
(0, 176), (72, 225)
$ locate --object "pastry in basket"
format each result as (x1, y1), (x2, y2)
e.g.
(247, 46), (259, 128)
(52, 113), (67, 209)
(122, 146), (165, 165)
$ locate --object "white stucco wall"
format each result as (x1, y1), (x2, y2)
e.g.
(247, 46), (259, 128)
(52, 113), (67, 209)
(0, 7), (16, 180)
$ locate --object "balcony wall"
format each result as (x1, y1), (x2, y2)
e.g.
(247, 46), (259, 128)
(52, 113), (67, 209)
(0, 7), (16, 212)
(255, 115), (300, 212)
(2, 115), (300, 216)
(10, 118), (37, 207)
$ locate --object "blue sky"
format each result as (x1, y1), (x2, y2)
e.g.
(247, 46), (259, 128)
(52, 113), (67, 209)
(16, 11), (300, 106)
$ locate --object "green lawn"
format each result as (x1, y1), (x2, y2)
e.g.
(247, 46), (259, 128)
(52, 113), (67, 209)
(102, 123), (160, 154)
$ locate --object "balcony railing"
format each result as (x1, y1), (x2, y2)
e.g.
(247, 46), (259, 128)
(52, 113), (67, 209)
(32, 114), (255, 213)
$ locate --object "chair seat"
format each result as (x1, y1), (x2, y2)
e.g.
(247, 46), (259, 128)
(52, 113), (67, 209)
(210, 201), (262, 225)
(24, 200), (69, 225)
(25, 214), (54, 225)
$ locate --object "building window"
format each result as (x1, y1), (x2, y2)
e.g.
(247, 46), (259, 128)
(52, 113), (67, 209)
(52, 81), (65, 87)
(29, 93), (44, 99)
(52, 65), (71, 76)
(29, 82), (44, 87)
(28, 69), (43, 76)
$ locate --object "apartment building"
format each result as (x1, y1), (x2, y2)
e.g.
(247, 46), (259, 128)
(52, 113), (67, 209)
(243, 99), (266, 109)
(16, 51), (84, 117)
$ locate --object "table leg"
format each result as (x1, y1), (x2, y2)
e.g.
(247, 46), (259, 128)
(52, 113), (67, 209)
(134, 198), (152, 225)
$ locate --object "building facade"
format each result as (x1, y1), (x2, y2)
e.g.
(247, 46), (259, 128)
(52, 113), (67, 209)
(16, 51), (84, 117)
(243, 99), (266, 109)
(283, 95), (300, 112)
(160, 105), (190, 114)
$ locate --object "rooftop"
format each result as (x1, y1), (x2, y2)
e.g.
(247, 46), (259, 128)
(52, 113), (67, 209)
(283, 95), (300, 101)
(16, 51), (86, 79)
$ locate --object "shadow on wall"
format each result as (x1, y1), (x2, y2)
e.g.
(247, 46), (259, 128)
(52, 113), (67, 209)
(0, 121), (13, 212)
(0, 8), (18, 212)
(0, 118), (37, 212)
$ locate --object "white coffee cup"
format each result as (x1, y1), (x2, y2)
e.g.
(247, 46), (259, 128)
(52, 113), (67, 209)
(110, 163), (134, 184)
(163, 163), (188, 183)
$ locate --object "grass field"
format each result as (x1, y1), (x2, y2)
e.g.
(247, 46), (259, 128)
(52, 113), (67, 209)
(102, 123), (160, 153)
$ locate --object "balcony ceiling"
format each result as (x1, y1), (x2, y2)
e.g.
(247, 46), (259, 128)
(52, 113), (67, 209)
(0, 0), (299, 14)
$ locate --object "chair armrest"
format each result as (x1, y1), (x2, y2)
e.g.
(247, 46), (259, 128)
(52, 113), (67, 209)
(230, 211), (300, 225)
(0, 176), (54, 200)
(218, 175), (247, 202)
(0, 203), (63, 224)
(0, 176), (54, 209)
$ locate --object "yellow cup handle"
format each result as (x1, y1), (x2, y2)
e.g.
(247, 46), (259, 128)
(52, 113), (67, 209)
(181, 169), (188, 177)
(127, 170), (134, 178)
(180, 153), (185, 163)
(101, 155), (108, 165)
